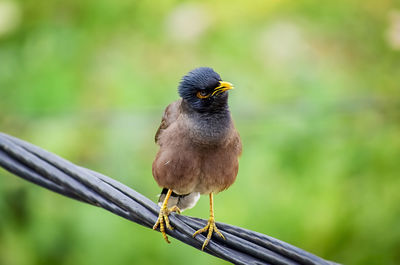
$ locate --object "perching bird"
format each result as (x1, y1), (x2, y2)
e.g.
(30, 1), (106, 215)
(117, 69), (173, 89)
(152, 67), (242, 250)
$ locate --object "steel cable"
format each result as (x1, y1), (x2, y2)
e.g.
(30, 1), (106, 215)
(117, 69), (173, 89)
(0, 132), (338, 265)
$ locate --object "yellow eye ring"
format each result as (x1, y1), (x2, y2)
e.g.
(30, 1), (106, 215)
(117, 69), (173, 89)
(196, 91), (210, 99)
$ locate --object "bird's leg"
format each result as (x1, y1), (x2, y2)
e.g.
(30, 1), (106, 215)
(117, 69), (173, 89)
(153, 189), (181, 243)
(193, 193), (225, 250)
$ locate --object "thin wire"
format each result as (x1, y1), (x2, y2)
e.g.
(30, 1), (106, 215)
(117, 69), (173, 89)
(0, 132), (339, 265)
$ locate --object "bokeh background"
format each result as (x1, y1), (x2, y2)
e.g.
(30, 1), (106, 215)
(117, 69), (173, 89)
(1, 0), (400, 264)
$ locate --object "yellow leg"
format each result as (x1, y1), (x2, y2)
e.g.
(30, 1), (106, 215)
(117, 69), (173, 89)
(153, 189), (181, 243)
(193, 193), (225, 250)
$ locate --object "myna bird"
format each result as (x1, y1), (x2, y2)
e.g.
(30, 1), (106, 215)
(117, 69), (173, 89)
(152, 67), (242, 250)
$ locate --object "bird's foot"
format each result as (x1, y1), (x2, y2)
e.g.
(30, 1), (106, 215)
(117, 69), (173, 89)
(153, 205), (180, 243)
(193, 216), (225, 250)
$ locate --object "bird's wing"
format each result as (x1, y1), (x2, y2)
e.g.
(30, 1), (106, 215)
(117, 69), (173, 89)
(155, 99), (182, 144)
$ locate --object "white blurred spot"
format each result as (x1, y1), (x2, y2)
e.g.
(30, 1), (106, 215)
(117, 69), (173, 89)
(257, 21), (310, 66)
(386, 10), (400, 50)
(165, 3), (212, 43)
(0, 1), (21, 37)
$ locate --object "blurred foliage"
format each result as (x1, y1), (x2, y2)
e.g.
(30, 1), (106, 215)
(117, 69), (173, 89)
(1, 0), (400, 264)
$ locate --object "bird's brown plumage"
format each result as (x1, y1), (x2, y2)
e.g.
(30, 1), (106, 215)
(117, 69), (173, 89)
(152, 67), (241, 249)
(152, 99), (242, 196)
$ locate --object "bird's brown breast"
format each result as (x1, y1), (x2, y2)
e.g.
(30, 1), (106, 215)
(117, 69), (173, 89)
(152, 102), (242, 195)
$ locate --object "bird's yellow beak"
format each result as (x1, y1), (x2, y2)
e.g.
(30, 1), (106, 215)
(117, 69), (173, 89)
(211, 81), (234, 96)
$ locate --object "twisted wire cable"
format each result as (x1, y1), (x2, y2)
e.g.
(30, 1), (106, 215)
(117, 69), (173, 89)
(0, 132), (338, 265)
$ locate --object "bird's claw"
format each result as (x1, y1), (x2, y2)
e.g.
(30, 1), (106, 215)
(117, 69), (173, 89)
(153, 205), (181, 243)
(193, 217), (225, 250)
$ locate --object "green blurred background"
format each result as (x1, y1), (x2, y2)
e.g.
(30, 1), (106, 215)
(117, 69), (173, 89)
(1, 0), (400, 264)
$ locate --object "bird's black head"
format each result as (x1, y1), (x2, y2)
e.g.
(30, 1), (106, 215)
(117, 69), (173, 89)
(178, 67), (234, 113)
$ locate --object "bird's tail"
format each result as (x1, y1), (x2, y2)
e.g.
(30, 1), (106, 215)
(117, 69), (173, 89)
(158, 188), (200, 211)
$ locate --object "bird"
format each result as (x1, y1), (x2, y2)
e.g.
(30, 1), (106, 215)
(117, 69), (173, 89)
(152, 67), (242, 250)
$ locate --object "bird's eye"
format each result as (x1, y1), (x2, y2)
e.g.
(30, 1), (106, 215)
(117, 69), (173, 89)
(196, 91), (210, 99)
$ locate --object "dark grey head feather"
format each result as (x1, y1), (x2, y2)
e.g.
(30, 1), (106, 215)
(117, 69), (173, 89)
(178, 67), (229, 113)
